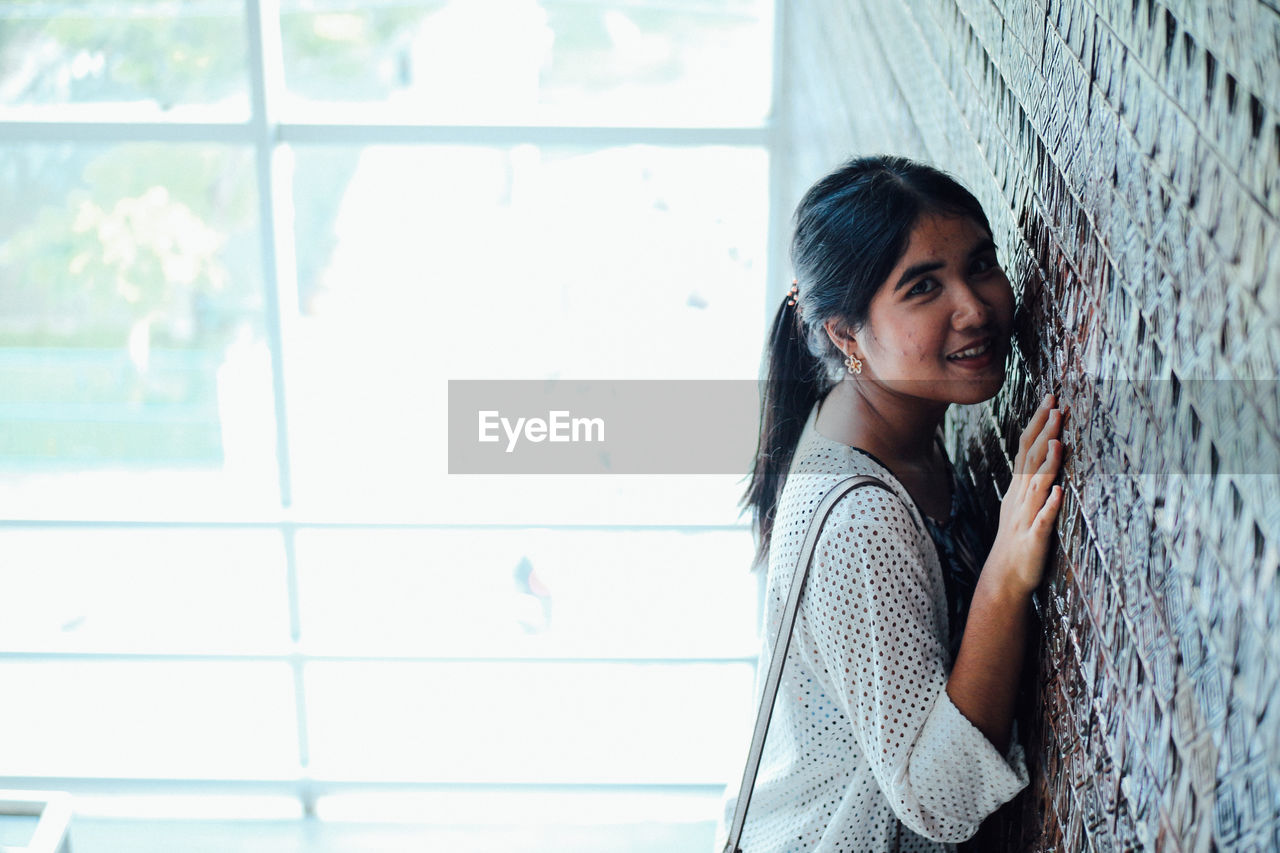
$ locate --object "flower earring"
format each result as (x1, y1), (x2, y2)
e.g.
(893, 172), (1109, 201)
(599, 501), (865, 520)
(844, 349), (862, 375)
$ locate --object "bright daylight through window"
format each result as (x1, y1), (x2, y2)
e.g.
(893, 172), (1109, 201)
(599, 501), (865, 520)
(0, 0), (775, 834)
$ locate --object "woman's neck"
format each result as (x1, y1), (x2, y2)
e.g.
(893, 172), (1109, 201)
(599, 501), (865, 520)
(815, 379), (948, 470)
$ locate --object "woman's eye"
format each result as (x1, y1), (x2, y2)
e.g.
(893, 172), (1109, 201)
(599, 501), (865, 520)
(906, 278), (939, 297)
(970, 255), (999, 275)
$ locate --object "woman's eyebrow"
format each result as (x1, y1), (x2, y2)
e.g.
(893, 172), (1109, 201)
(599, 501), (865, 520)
(893, 238), (1000, 292)
(970, 238), (997, 257)
(893, 260), (944, 291)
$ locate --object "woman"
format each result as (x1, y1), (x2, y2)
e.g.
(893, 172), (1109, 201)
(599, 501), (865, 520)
(721, 156), (1065, 851)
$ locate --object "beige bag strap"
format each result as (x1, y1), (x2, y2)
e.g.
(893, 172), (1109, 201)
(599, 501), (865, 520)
(723, 474), (892, 853)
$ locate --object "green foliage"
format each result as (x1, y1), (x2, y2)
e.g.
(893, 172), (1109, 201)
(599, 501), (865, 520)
(280, 5), (441, 100)
(0, 3), (246, 106)
(0, 145), (258, 348)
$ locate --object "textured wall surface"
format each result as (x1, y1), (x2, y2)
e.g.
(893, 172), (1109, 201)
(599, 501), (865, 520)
(777, 1), (1280, 850)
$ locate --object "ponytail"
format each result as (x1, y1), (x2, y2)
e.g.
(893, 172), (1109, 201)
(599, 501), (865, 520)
(741, 292), (824, 567)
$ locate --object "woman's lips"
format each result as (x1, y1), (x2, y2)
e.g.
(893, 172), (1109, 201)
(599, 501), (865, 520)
(946, 337), (1002, 369)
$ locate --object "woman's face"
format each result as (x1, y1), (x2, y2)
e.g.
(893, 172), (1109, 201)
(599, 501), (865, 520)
(840, 213), (1015, 406)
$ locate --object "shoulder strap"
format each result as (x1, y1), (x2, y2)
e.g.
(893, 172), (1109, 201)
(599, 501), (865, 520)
(723, 474), (893, 853)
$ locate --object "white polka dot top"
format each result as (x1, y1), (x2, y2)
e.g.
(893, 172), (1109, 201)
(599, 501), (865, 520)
(718, 402), (1028, 852)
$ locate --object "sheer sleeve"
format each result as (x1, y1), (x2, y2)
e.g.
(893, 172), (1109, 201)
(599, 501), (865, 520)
(800, 484), (1028, 843)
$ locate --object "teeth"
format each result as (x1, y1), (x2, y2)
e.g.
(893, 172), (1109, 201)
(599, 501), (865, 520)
(949, 340), (991, 360)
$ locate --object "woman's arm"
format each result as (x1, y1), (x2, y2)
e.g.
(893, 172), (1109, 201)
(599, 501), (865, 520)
(947, 392), (1065, 754)
(945, 568), (1033, 755)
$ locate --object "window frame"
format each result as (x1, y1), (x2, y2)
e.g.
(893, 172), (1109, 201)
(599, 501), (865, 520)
(0, 0), (787, 819)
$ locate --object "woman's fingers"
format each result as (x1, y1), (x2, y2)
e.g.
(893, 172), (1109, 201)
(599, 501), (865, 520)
(1010, 438), (1063, 527)
(1025, 442), (1061, 502)
(993, 399), (1069, 593)
(1033, 485), (1064, 532)
(1030, 409), (1061, 465)
(1023, 406), (1065, 476)
(1036, 439), (1061, 479)
(1015, 394), (1055, 472)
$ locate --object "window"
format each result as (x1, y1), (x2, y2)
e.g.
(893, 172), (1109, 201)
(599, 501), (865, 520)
(0, 0), (775, 828)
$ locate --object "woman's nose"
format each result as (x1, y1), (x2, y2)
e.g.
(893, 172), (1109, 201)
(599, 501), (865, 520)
(952, 281), (991, 328)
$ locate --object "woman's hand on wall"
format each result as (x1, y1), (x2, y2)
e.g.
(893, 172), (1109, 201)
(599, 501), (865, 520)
(988, 392), (1065, 595)
(947, 392), (1066, 753)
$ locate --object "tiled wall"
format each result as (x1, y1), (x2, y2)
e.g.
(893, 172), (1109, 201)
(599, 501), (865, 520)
(778, 1), (1279, 849)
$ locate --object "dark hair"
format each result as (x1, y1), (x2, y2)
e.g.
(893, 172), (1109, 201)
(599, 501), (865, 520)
(742, 155), (992, 565)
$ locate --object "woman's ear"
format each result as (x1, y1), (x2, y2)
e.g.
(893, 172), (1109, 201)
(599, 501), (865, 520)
(823, 317), (858, 356)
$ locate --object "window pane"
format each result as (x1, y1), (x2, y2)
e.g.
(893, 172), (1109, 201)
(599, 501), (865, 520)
(0, 143), (279, 517)
(297, 527), (757, 657)
(286, 144), (766, 518)
(0, 0), (249, 119)
(0, 661), (299, 777)
(306, 661), (753, 783)
(0, 529), (290, 654)
(280, 0), (772, 126)
(288, 144), (765, 378)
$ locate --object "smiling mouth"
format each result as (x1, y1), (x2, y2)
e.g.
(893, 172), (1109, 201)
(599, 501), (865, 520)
(946, 338), (995, 361)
